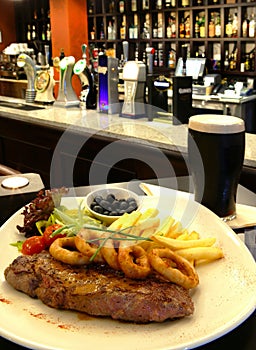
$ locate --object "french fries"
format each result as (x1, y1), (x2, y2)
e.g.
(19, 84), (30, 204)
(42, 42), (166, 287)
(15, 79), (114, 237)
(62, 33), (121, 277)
(176, 247), (224, 264)
(108, 209), (224, 267)
(151, 215), (223, 266)
(152, 235), (217, 250)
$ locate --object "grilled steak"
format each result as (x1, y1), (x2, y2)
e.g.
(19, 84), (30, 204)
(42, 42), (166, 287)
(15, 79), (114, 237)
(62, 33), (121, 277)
(4, 251), (194, 323)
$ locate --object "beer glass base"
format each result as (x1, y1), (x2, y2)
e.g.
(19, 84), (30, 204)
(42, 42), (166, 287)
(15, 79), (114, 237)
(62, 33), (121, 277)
(221, 213), (236, 222)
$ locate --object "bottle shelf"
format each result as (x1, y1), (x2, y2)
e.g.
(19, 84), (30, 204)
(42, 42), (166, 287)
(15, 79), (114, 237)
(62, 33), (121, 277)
(88, 0), (256, 75)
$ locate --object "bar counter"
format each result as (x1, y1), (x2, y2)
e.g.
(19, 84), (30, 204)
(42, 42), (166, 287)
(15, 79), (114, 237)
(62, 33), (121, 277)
(0, 96), (256, 191)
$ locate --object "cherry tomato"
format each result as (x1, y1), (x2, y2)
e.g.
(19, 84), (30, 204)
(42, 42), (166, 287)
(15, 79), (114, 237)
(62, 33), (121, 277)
(43, 224), (65, 247)
(21, 236), (46, 255)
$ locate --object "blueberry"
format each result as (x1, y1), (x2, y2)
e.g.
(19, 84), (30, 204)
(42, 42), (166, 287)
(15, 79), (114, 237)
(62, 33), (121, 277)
(94, 196), (103, 204)
(106, 193), (115, 203)
(99, 199), (110, 210)
(127, 197), (136, 203)
(93, 205), (104, 214)
(112, 200), (120, 210)
(120, 201), (128, 210)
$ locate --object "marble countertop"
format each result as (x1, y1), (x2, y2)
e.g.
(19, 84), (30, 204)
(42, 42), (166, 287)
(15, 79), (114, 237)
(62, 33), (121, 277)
(0, 96), (255, 168)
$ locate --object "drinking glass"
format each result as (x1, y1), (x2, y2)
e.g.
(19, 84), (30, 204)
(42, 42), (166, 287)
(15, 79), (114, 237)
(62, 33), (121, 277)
(188, 114), (245, 221)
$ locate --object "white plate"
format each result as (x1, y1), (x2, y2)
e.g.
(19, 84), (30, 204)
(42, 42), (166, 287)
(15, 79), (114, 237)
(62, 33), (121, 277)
(0, 188), (256, 350)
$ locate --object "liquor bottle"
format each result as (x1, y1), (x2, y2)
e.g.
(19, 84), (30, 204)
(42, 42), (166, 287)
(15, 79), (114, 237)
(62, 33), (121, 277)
(171, 15), (176, 38)
(41, 25), (46, 41)
(185, 16), (190, 38)
(109, 1), (115, 13)
(179, 17), (185, 38)
(250, 51), (255, 71)
(90, 26), (95, 40)
(224, 50), (229, 70)
(119, 0), (125, 13)
(31, 25), (36, 40)
(194, 16), (200, 38)
(229, 52), (235, 70)
(232, 12), (238, 38)
(208, 15), (215, 38)
(249, 13), (255, 38)
(165, 0), (172, 8)
(242, 15), (249, 38)
(27, 24), (31, 41)
(225, 13), (232, 38)
(108, 21), (114, 40)
(135, 44), (139, 61)
(166, 17), (172, 38)
(157, 13), (163, 38)
(154, 49), (158, 67)
(133, 14), (138, 39)
(46, 23), (51, 41)
(168, 49), (176, 68)
(120, 16), (126, 39)
(199, 16), (205, 38)
(181, 0), (189, 7)
(141, 14), (150, 39)
(245, 54), (250, 71)
(156, 0), (162, 9)
(233, 49), (238, 70)
(215, 14), (221, 38)
(88, 1), (94, 13)
(100, 22), (105, 39)
(142, 0), (150, 10)
(129, 14), (139, 39)
(131, 0), (137, 11)
(153, 20), (158, 38)
(158, 43), (164, 67)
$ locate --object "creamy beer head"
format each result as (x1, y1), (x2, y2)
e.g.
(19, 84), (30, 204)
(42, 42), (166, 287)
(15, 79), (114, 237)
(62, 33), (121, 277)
(188, 114), (245, 134)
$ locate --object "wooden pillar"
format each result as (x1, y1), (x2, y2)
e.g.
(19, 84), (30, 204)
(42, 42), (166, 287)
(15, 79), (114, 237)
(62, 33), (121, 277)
(0, 0), (16, 52)
(49, 0), (88, 96)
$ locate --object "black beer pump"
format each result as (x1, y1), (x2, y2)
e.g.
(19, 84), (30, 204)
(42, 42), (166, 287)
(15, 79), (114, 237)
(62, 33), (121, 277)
(146, 47), (170, 114)
(172, 45), (192, 125)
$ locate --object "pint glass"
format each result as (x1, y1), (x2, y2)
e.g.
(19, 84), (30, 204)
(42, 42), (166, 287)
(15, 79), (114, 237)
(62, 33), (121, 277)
(188, 114), (245, 221)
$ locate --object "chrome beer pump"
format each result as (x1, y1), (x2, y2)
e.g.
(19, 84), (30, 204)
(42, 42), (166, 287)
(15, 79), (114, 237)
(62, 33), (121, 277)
(17, 53), (37, 103)
(34, 45), (55, 104)
(73, 44), (97, 109)
(54, 56), (80, 108)
(121, 59), (146, 118)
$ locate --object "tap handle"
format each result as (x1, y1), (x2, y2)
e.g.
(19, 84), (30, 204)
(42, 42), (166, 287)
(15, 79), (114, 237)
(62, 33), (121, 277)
(81, 44), (87, 59)
(122, 41), (129, 62)
(44, 45), (50, 66)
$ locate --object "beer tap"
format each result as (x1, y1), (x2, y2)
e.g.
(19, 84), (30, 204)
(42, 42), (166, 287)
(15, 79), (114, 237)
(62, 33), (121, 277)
(73, 44), (97, 109)
(181, 44), (188, 76)
(54, 56), (80, 108)
(17, 53), (37, 103)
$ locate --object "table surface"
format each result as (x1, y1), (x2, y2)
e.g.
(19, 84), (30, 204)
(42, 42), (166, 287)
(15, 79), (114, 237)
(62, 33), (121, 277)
(1, 177), (255, 350)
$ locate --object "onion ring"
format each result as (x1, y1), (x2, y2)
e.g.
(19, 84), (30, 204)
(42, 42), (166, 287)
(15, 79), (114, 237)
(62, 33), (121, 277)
(74, 235), (105, 264)
(118, 245), (151, 279)
(148, 248), (199, 289)
(49, 237), (90, 265)
(101, 238), (121, 271)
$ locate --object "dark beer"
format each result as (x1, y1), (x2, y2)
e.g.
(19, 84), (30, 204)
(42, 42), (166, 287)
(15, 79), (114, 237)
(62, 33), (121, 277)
(188, 115), (245, 220)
